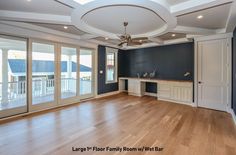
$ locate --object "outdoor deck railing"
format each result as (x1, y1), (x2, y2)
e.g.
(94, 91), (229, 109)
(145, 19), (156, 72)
(0, 78), (78, 102)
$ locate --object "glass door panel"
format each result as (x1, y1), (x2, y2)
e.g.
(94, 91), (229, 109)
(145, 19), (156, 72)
(32, 42), (55, 105)
(61, 47), (77, 99)
(0, 35), (27, 118)
(79, 49), (93, 98)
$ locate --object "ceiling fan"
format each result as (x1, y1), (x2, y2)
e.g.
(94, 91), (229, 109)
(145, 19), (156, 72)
(118, 22), (149, 47)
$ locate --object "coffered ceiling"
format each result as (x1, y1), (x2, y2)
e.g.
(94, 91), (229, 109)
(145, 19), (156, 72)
(33, 23), (87, 36)
(0, 0), (235, 50)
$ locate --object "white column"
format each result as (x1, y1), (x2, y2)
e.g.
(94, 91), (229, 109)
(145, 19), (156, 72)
(67, 55), (72, 78)
(67, 55), (72, 92)
(1, 49), (9, 104)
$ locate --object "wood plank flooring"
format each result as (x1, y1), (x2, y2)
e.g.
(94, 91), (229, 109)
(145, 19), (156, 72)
(0, 93), (236, 155)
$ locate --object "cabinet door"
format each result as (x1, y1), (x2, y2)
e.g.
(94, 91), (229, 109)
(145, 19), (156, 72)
(171, 84), (193, 103)
(133, 80), (141, 94)
(157, 83), (171, 99)
(128, 79), (135, 93)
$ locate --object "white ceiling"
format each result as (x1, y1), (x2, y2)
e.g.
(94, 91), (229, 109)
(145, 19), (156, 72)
(82, 5), (166, 35)
(159, 32), (186, 40)
(166, 0), (190, 6)
(33, 23), (86, 35)
(0, 0), (235, 50)
(0, 0), (72, 15)
(177, 3), (232, 29)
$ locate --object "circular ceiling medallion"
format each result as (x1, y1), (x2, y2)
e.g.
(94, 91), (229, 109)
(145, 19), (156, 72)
(71, 0), (176, 39)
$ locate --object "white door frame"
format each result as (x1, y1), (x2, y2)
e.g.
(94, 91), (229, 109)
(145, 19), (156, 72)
(58, 43), (81, 105)
(194, 33), (233, 112)
(0, 34), (28, 118)
(28, 38), (58, 112)
(79, 47), (96, 100)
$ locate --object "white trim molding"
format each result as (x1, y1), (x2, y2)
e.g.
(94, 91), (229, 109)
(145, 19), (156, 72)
(105, 47), (118, 84)
(95, 91), (120, 99)
(230, 109), (236, 125)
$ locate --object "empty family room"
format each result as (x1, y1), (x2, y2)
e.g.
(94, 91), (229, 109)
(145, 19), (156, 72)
(0, 0), (236, 155)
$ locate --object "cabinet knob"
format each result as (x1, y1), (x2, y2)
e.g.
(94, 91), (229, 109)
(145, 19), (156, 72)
(198, 81), (202, 84)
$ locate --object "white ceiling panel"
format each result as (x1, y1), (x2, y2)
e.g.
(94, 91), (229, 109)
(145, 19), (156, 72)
(0, 0), (72, 15)
(33, 23), (86, 35)
(166, 0), (191, 6)
(159, 32), (186, 40)
(177, 3), (232, 29)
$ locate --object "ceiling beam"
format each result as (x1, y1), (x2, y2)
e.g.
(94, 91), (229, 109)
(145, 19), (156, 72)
(173, 26), (217, 35)
(0, 10), (71, 25)
(163, 38), (192, 45)
(80, 34), (98, 40)
(55, 0), (81, 8)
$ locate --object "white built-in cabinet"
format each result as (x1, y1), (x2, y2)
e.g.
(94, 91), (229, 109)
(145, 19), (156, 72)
(119, 78), (193, 106)
(157, 81), (193, 105)
(128, 79), (145, 96)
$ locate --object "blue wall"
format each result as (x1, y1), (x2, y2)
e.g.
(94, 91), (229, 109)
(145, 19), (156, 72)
(98, 42), (194, 94)
(232, 28), (236, 115)
(118, 42), (194, 93)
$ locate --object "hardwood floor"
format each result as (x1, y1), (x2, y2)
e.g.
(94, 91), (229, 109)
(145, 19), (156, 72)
(0, 93), (236, 155)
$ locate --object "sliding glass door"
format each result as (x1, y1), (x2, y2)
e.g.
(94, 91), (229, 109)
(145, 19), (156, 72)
(0, 35), (28, 118)
(60, 46), (79, 104)
(79, 48), (94, 99)
(0, 36), (95, 118)
(30, 41), (57, 110)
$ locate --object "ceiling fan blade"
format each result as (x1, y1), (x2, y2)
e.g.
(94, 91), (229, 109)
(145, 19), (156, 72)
(118, 35), (126, 40)
(118, 41), (126, 47)
(132, 37), (148, 41)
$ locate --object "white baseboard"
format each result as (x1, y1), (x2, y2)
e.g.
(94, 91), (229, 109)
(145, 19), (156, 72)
(95, 91), (120, 98)
(230, 109), (236, 126)
(158, 98), (193, 107)
(144, 92), (157, 97)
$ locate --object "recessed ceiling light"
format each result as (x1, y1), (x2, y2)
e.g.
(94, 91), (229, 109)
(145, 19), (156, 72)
(27, 0), (31, 2)
(64, 26), (68, 29)
(105, 37), (109, 40)
(73, 0), (94, 5)
(172, 34), (176, 37)
(197, 15), (203, 19)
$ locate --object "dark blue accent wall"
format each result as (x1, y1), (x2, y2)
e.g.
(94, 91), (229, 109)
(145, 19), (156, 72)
(232, 28), (236, 115)
(118, 42), (194, 93)
(98, 43), (194, 94)
(97, 45), (118, 94)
